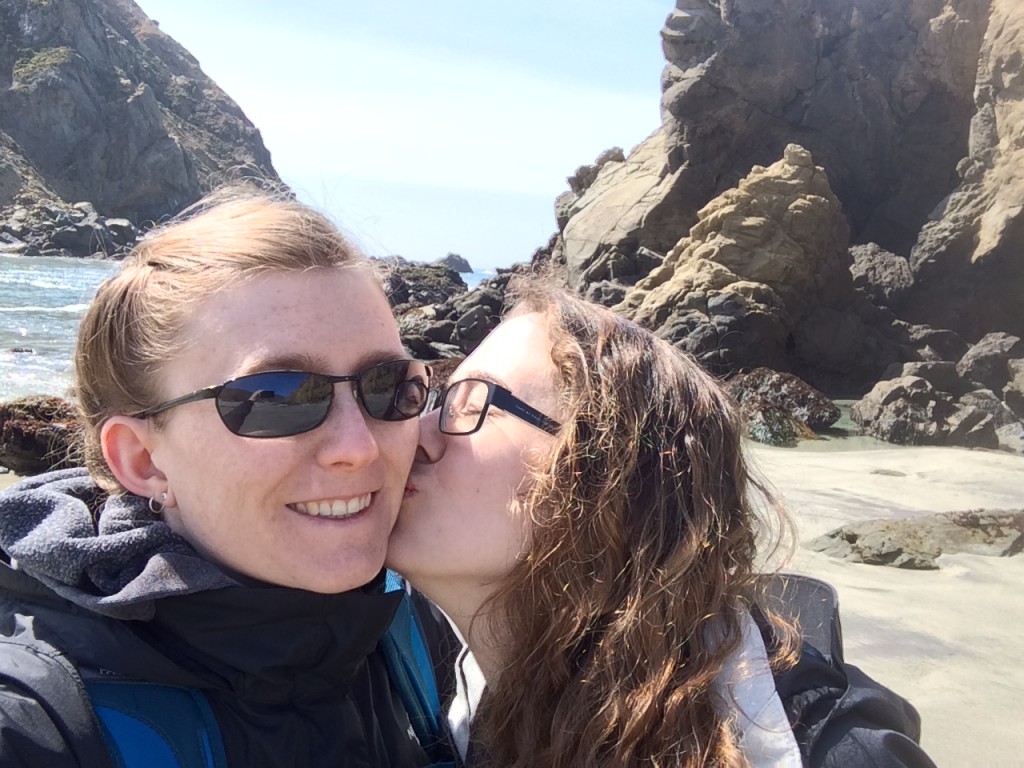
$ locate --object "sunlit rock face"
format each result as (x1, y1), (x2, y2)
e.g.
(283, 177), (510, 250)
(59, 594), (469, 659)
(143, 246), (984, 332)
(0, 0), (278, 222)
(901, 0), (1024, 340)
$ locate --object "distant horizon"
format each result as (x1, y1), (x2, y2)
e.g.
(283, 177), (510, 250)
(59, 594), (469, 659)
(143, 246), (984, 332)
(134, 1), (671, 269)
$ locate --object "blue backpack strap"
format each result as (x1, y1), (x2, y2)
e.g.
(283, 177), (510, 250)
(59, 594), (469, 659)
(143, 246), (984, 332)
(84, 681), (228, 768)
(383, 570), (454, 766)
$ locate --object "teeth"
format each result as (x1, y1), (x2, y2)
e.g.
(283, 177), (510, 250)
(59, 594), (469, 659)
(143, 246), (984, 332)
(293, 494), (371, 519)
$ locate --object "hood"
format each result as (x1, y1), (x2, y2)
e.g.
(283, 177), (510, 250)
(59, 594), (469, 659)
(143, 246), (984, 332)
(0, 468), (403, 700)
(0, 468), (234, 620)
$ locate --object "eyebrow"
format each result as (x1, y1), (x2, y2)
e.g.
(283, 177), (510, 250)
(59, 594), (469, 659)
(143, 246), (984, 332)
(455, 370), (512, 390)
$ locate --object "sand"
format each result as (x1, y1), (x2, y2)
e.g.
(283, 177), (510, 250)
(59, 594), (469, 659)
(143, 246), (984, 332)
(749, 444), (1024, 767)
(3, 446), (1022, 764)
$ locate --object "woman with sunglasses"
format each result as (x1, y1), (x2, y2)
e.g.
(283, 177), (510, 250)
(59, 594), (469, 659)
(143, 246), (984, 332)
(0, 188), (449, 767)
(387, 281), (936, 768)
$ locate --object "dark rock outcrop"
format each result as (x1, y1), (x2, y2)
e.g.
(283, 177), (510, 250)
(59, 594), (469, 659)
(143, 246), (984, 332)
(850, 376), (950, 446)
(956, 332), (1024, 393)
(392, 264), (524, 362)
(382, 260), (467, 310)
(728, 368), (840, 445)
(807, 509), (1024, 569)
(434, 253), (473, 273)
(1, 198), (138, 257)
(0, 396), (81, 474)
(849, 243), (914, 308)
(0, 0), (277, 226)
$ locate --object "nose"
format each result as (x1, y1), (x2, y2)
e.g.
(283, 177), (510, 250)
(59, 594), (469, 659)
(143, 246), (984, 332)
(414, 407), (446, 466)
(314, 388), (380, 469)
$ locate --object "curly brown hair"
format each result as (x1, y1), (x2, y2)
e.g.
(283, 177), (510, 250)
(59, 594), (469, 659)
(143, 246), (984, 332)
(473, 280), (796, 768)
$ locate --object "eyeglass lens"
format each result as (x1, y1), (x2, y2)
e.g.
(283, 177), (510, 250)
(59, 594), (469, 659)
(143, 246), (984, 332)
(359, 362), (429, 421)
(439, 379), (490, 435)
(216, 361), (427, 437)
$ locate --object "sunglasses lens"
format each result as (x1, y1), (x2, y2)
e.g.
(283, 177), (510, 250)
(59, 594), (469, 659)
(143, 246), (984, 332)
(360, 361), (429, 421)
(216, 371), (332, 437)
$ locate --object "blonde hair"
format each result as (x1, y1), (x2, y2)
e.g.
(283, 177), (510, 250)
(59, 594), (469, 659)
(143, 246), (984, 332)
(74, 185), (374, 492)
(476, 280), (796, 768)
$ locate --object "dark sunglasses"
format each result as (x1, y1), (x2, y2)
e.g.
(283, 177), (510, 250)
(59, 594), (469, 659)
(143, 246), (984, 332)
(426, 377), (561, 436)
(132, 359), (431, 438)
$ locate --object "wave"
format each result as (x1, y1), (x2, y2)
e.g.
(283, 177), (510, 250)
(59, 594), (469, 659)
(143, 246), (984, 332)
(0, 303), (90, 314)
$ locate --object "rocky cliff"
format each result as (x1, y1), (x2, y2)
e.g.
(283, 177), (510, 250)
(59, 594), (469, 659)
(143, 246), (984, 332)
(549, 0), (1021, 348)
(0, 0), (277, 225)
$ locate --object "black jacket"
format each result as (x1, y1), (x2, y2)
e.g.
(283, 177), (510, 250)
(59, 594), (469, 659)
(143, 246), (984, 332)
(0, 469), (437, 768)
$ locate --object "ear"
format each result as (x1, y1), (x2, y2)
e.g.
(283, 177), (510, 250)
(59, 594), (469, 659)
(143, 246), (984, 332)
(100, 416), (169, 500)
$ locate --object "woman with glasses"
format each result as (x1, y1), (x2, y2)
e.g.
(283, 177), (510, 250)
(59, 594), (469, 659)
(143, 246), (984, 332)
(0, 187), (449, 767)
(387, 281), (936, 768)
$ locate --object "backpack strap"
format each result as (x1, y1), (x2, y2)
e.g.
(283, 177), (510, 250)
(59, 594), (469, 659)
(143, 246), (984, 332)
(383, 570), (455, 767)
(84, 681), (228, 768)
(0, 636), (117, 768)
(757, 572), (844, 664)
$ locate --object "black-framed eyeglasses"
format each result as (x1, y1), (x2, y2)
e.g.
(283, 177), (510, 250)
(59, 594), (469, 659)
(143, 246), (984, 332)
(426, 378), (561, 436)
(132, 360), (431, 438)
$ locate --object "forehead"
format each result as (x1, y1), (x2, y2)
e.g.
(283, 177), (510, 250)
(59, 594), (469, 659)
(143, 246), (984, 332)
(170, 268), (403, 384)
(458, 312), (555, 399)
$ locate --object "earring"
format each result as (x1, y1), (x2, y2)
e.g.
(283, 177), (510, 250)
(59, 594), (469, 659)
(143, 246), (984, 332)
(148, 491), (168, 516)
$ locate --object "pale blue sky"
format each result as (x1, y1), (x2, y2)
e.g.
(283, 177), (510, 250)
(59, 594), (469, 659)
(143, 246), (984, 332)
(134, 1), (670, 268)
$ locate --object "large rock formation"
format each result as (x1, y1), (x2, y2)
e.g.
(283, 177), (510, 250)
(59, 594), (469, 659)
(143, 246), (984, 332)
(552, 0), (990, 293)
(543, 0), (1024, 359)
(613, 145), (902, 386)
(901, 0), (1024, 339)
(0, 0), (277, 224)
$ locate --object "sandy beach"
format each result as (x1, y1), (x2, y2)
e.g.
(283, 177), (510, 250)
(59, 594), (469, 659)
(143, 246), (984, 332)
(750, 444), (1024, 766)
(3, 445), (1022, 765)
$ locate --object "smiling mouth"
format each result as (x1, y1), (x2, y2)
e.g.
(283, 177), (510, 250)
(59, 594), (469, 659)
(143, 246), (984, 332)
(289, 493), (372, 519)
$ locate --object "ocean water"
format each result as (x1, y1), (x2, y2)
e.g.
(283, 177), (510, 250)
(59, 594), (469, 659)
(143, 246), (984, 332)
(0, 255), (497, 402)
(0, 254), (119, 401)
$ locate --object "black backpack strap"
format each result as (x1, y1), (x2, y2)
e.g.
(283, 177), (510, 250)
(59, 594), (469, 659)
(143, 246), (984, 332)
(758, 572), (844, 663)
(757, 573), (937, 768)
(0, 636), (116, 768)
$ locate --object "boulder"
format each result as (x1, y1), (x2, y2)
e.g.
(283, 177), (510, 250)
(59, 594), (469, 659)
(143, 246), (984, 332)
(956, 389), (1022, 430)
(881, 361), (965, 396)
(558, 126), (688, 288)
(1, 197), (141, 257)
(727, 368), (840, 432)
(1004, 359), (1024, 420)
(849, 243), (914, 307)
(806, 509), (1024, 570)
(736, 395), (814, 447)
(0, 396), (82, 475)
(943, 405), (998, 450)
(956, 332), (1024, 393)
(996, 423), (1024, 455)
(850, 376), (947, 445)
